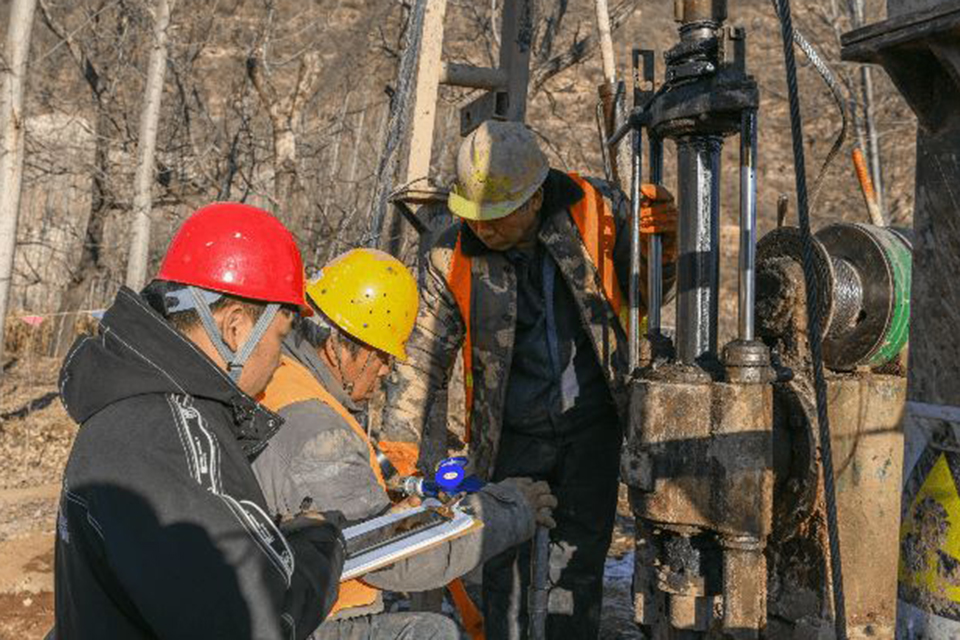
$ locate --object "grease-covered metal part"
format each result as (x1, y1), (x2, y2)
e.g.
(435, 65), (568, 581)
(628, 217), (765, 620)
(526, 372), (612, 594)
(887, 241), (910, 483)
(766, 376), (905, 639)
(625, 367), (773, 637)
(675, 0), (728, 23)
(723, 339), (775, 384)
(647, 134), (665, 336)
(628, 49), (651, 374)
(620, 4), (773, 637)
(628, 376), (773, 539)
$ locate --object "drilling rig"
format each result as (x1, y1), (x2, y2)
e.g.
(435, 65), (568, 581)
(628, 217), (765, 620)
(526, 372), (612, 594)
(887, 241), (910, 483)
(608, 1), (911, 638)
(386, 0), (948, 637)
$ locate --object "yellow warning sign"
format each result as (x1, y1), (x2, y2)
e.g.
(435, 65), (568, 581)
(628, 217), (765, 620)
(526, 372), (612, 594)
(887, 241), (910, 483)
(900, 452), (960, 609)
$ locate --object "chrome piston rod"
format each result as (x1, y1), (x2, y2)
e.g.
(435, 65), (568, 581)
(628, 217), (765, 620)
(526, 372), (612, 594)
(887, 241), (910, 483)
(739, 110), (758, 342)
(629, 127), (644, 373)
(676, 135), (722, 365)
(647, 135), (665, 335)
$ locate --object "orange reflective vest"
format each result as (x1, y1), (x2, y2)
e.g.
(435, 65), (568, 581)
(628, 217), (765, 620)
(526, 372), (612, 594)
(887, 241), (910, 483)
(259, 357), (485, 638)
(259, 356), (384, 615)
(376, 440), (420, 477)
(445, 173), (628, 442)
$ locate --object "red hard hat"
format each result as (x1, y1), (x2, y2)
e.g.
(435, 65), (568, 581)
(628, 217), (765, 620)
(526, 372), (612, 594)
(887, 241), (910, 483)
(156, 202), (310, 312)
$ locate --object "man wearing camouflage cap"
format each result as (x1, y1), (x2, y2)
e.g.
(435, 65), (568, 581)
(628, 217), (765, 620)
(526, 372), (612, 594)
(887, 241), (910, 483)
(381, 120), (678, 639)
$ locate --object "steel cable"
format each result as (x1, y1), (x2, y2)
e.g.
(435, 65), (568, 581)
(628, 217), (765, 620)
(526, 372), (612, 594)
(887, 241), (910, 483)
(827, 256), (862, 338)
(367, 0), (429, 249)
(769, 0), (849, 212)
(774, 1), (848, 639)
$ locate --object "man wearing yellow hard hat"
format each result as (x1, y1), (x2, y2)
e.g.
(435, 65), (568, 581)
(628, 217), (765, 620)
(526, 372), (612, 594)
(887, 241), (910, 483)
(251, 248), (557, 640)
(380, 119), (679, 639)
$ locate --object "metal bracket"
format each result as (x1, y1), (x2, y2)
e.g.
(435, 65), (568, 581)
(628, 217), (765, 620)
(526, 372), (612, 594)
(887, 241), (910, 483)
(460, 90), (510, 137)
(388, 184), (450, 236)
(666, 60), (716, 83)
(634, 48), (657, 104)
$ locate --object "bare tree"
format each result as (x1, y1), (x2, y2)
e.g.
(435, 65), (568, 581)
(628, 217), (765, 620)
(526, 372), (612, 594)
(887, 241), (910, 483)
(530, 0), (639, 94)
(592, 0), (615, 83)
(247, 34), (323, 231)
(38, 0), (135, 356)
(534, 0), (569, 67)
(0, 0), (39, 372)
(125, 0), (176, 291)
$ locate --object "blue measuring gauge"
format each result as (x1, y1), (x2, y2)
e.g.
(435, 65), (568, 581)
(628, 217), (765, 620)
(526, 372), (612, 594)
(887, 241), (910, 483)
(435, 457), (468, 491)
(399, 457), (485, 498)
(434, 457), (485, 494)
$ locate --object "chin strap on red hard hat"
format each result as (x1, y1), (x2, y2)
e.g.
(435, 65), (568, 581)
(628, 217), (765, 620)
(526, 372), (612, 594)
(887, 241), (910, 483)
(188, 286), (280, 383)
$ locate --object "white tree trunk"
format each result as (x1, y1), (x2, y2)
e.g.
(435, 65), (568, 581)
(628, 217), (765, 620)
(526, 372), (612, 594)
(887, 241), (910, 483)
(0, 0), (39, 372)
(594, 0), (616, 84)
(860, 65), (885, 220)
(125, 0), (175, 291)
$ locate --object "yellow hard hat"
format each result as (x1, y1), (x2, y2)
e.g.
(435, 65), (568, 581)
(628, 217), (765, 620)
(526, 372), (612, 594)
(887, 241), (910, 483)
(306, 249), (419, 360)
(448, 120), (549, 222)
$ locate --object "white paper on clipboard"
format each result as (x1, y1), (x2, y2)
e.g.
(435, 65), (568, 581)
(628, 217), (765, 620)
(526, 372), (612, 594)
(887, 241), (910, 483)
(340, 499), (481, 581)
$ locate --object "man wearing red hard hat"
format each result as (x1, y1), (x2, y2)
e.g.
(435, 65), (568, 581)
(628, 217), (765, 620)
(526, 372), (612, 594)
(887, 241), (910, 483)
(53, 203), (344, 640)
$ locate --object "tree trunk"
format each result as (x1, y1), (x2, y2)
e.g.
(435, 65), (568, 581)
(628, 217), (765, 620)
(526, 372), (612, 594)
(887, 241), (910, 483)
(48, 108), (111, 358)
(37, 0), (122, 356)
(274, 126), (298, 216)
(125, 0), (175, 291)
(0, 0), (39, 373)
(247, 50), (322, 235)
(320, 92), (350, 219)
(594, 0), (616, 83)
(860, 65), (885, 220)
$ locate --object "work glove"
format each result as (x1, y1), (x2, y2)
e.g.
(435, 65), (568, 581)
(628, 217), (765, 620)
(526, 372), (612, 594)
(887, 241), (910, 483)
(281, 510), (345, 541)
(500, 477), (558, 529)
(639, 184), (677, 234)
(288, 497), (348, 530)
(639, 184), (678, 262)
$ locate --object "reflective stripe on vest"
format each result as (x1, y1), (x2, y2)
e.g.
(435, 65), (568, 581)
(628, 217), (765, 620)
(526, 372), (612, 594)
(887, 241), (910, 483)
(258, 355), (383, 614)
(566, 173), (629, 330)
(445, 173), (629, 442)
(447, 230), (475, 444)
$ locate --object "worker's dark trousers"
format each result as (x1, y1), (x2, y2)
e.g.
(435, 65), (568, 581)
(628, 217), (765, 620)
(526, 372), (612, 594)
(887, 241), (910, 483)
(309, 612), (459, 640)
(482, 417), (621, 640)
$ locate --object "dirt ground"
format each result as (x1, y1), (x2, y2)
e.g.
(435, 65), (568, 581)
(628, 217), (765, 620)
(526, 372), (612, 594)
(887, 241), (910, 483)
(0, 355), (68, 640)
(0, 355), (641, 639)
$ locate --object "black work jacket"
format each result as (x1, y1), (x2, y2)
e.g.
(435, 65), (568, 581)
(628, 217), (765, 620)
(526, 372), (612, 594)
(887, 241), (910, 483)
(54, 286), (344, 640)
